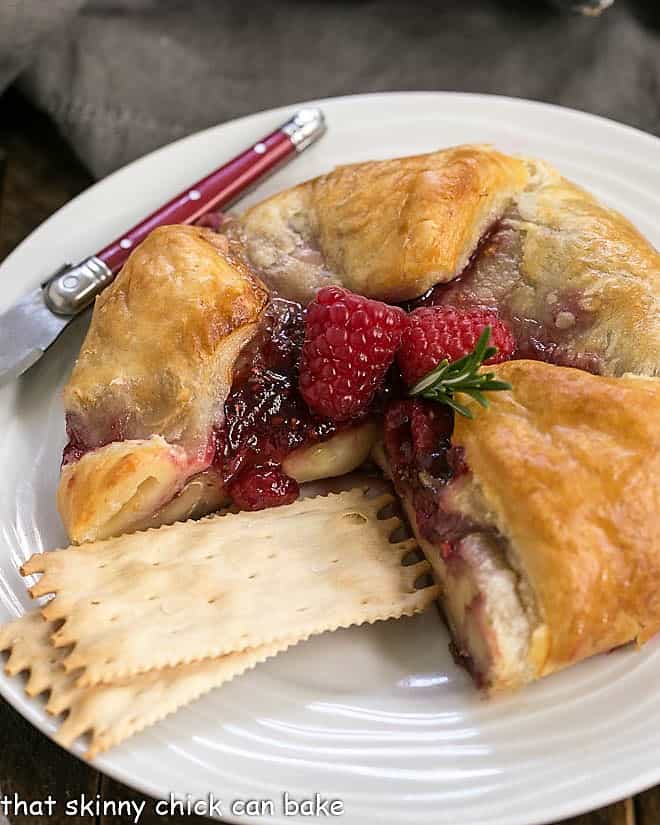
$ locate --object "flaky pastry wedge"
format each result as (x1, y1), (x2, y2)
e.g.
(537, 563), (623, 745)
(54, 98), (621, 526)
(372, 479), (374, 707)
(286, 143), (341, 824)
(374, 360), (660, 691)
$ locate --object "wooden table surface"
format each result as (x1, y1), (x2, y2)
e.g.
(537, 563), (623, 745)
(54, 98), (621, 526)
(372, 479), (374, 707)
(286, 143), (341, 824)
(0, 88), (657, 825)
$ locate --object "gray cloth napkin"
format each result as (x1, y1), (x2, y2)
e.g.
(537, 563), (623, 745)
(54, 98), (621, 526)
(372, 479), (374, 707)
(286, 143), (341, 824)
(2, 0), (659, 178)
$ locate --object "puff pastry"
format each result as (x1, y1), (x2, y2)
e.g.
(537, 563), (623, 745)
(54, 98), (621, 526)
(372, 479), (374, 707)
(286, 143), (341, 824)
(238, 144), (660, 377)
(59, 225), (268, 542)
(375, 360), (660, 691)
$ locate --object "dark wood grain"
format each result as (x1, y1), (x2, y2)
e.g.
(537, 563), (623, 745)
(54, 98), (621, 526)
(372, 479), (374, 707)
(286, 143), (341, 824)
(556, 799), (635, 825)
(635, 786), (660, 824)
(0, 85), (648, 825)
(0, 699), (100, 825)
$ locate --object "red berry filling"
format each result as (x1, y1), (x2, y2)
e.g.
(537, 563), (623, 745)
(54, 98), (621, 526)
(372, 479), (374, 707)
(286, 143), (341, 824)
(228, 463), (299, 511)
(214, 298), (345, 510)
(62, 415), (92, 465)
(383, 399), (471, 549)
(60, 284), (516, 516)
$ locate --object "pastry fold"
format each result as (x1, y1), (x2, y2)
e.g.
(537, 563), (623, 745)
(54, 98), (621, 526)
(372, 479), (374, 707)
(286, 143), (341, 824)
(64, 225), (268, 452)
(240, 145), (530, 302)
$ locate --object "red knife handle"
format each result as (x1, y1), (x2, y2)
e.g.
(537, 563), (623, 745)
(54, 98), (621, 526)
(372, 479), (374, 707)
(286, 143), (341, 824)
(99, 128), (290, 273)
(43, 109), (325, 317)
(42, 109), (325, 316)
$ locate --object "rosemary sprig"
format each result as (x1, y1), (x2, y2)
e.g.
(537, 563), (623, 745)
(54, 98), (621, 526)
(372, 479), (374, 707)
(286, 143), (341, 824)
(408, 326), (512, 419)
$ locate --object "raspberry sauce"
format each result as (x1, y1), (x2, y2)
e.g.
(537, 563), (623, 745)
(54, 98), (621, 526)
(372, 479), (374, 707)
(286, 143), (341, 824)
(61, 417), (89, 465)
(383, 399), (473, 551)
(214, 298), (344, 508)
(61, 297), (350, 511)
(62, 411), (132, 466)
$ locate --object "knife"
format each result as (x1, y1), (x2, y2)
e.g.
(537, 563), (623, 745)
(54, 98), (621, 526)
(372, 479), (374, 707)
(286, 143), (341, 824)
(0, 108), (326, 387)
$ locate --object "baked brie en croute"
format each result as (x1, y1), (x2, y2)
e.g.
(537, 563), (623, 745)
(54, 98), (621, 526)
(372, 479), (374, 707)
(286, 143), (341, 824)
(374, 360), (660, 691)
(58, 143), (659, 556)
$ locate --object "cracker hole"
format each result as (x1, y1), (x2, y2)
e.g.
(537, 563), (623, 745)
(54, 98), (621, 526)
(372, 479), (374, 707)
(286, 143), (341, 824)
(248, 574), (257, 580)
(414, 572), (434, 591)
(152, 562), (160, 567)
(205, 554), (215, 560)
(208, 598), (217, 605)
(110, 615), (119, 623)
(98, 563), (107, 569)
(330, 559), (339, 564)
(389, 525), (408, 544)
(402, 548), (424, 566)
(377, 501), (397, 520)
(342, 512), (367, 525)
(361, 598), (369, 606)
(297, 606), (308, 613)
(90, 600), (101, 606)
(104, 658), (115, 665)
(147, 595), (157, 601)
(267, 553), (277, 559)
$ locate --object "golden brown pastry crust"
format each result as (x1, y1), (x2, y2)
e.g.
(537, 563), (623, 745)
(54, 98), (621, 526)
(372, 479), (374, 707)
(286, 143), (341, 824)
(59, 225), (268, 542)
(58, 224), (379, 543)
(58, 437), (192, 544)
(451, 360), (660, 677)
(486, 161), (660, 376)
(240, 145), (660, 376)
(241, 145), (530, 302)
(58, 147), (660, 547)
(374, 361), (660, 689)
(64, 225), (269, 452)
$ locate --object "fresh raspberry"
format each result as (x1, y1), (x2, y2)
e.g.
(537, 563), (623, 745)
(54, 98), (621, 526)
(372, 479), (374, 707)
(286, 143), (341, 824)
(299, 286), (407, 421)
(228, 464), (299, 511)
(397, 306), (514, 386)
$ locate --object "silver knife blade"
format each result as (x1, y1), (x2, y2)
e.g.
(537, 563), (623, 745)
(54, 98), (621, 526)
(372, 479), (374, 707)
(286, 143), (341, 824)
(0, 287), (69, 387)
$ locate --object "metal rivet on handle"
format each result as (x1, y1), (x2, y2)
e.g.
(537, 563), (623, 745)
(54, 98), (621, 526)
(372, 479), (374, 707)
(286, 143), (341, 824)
(188, 189), (201, 201)
(119, 238), (133, 249)
(254, 142), (267, 154)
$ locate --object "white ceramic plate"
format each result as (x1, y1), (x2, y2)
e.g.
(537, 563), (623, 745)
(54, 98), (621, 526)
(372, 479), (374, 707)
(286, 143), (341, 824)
(1, 93), (660, 825)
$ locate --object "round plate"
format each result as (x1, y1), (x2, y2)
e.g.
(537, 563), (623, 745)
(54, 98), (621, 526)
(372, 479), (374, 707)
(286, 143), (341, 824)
(1, 93), (660, 825)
